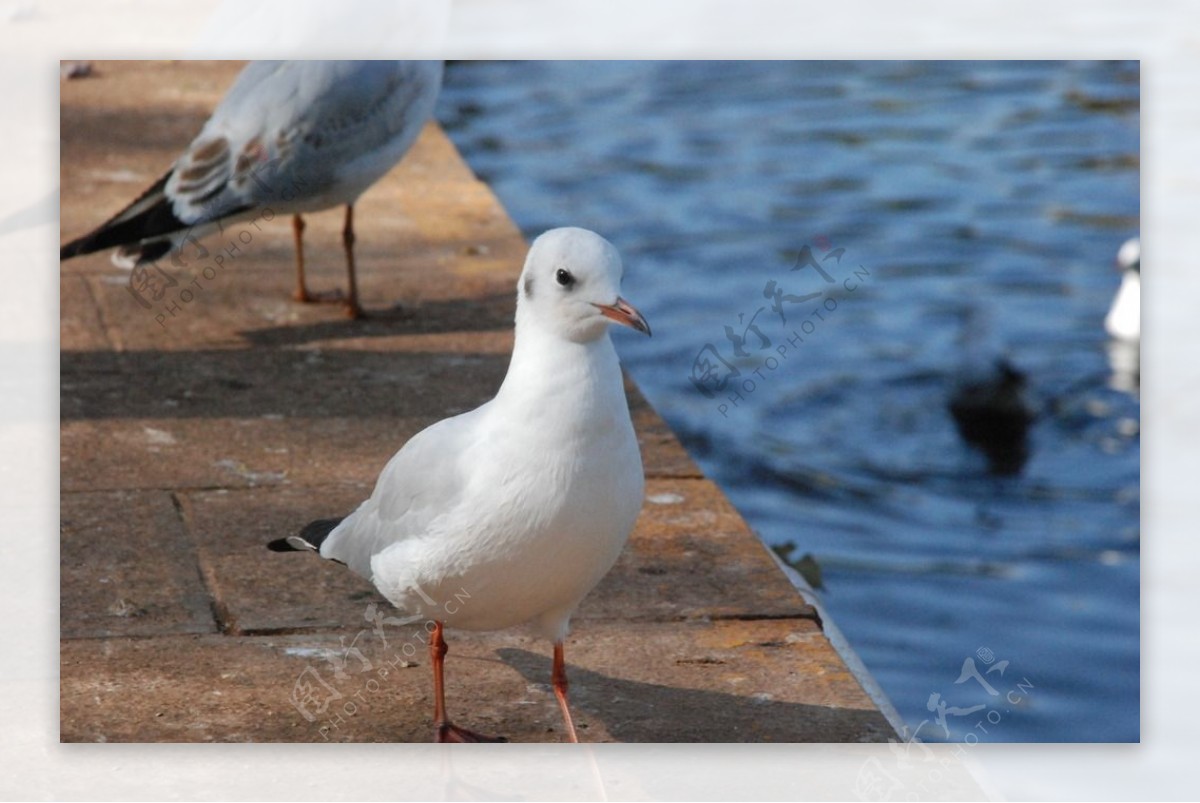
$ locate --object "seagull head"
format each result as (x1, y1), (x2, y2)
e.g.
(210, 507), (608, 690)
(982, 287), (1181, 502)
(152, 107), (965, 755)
(1117, 237), (1140, 274)
(517, 227), (651, 343)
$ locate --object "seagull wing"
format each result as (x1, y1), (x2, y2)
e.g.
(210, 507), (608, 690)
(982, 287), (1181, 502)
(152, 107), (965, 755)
(217, 60), (442, 203)
(319, 404), (486, 578)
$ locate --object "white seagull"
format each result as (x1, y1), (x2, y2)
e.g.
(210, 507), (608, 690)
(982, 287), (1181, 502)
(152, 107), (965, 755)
(269, 228), (651, 742)
(60, 60), (444, 318)
(1105, 237), (1140, 341)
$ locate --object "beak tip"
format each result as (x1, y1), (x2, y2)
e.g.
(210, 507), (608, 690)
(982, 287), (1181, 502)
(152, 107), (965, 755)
(596, 297), (652, 337)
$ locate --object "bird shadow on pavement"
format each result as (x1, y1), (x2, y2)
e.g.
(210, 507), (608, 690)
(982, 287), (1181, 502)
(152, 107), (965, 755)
(61, 345), (512, 422)
(236, 292), (517, 348)
(496, 647), (891, 743)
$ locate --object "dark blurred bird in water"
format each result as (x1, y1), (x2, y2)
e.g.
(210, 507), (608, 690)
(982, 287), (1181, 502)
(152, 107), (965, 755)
(948, 357), (1036, 476)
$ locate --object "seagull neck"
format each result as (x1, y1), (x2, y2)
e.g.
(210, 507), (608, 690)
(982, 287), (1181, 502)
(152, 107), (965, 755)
(496, 323), (623, 409)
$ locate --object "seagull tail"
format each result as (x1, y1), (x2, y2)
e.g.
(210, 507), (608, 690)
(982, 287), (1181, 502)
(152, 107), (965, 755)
(59, 168), (187, 261)
(267, 516), (346, 554)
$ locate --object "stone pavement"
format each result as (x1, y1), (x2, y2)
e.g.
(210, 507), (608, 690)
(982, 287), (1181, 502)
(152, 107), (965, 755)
(59, 61), (894, 743)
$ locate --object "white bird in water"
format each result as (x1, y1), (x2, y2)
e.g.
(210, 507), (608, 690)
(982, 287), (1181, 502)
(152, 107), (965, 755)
(60, 60), (444, 318)
(269, 228), (651, 742)
(1105, 237), (1140, 341)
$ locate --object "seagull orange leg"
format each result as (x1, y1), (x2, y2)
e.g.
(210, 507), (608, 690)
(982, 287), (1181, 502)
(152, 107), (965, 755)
(341, 204), (363, 319)
(552, 641), (580, 743)
(430, 621), (505, 743)
(292, 213), (344, 304)
(292, 214), (309, 302)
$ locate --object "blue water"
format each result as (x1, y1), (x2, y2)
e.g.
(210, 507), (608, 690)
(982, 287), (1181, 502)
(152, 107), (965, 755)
(439, 60), (1140, 743)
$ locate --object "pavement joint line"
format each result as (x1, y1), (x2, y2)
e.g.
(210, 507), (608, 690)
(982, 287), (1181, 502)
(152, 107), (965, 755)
(705, 611), (822, 625)
(60, 612), (824, 641)
(85, 274), (130, 353)
(60, 472), (713, 495)
(169, 489), (239, 636)
(60, 629), (221, 643)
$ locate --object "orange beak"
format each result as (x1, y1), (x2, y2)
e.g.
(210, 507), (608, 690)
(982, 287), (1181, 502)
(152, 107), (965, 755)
(593, 296), (651, 336)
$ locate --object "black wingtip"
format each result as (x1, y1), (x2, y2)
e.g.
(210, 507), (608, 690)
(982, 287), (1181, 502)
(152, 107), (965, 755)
(59, 169), (183, 260)
(60, 238), (86, 261)
(266, 517), (346, 553)
(300, 517), (344, 549)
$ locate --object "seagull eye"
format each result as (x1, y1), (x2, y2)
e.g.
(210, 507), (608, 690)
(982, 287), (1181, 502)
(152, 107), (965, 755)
(556, 268), (575, 288)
